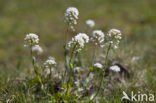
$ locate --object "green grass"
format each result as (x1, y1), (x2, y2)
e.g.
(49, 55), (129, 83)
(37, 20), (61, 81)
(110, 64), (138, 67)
(0, 0), (156, 102)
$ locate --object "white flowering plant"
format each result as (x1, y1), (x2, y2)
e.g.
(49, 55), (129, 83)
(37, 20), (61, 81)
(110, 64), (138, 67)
(86, 19), (95, 28)
(64, 7), (79, 31)
(22, 7), (124, 102)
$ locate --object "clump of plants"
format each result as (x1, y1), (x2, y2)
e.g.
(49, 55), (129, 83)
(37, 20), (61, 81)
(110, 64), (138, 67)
(23, 7), (123, 102)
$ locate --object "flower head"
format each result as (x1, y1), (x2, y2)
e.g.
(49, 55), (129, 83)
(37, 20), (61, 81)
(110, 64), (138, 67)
(107, 29), (122, 49)
(64, 7), (79, 31)
(32, 45), (43, 55)
(93, 63), (103, 69)
(68, 33), (89, 52)
(44, 56), (57, 69)
(91, 30), (105, 47)
(86, 19), (95, 28)
(24, 33), (39, 47)
(109, 65), (120, 72)
(108, 29), (121, 38)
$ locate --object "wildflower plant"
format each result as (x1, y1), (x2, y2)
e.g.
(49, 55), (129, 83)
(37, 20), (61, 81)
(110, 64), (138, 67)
(86, 19), (95, 28)
(23, 6), (123, 102)
(107, 29), (122, 49)
(44, 56), (57, 79)
(64, 7), (79, 31)
(91, 30), (105, 47)
(24, 33), (44, 91)
(68, 33), (89, 52)
(24, 33), (39, 47)
(89, 30), (105, 69)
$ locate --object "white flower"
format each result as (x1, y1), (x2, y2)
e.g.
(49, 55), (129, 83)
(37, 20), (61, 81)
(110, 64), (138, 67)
(86, 19), (95, 28)
(64, 7), (79, 31)
(108, 29), (121, 38)
(74, 33), (89, 43)
(24, 33), (39, 47)
(32, 45), (43, 55)
(44, 56), (57, 69)
(109, 65), (120, 72)
(94, 63), (103, 69)
(68, 33), (89, 52)
(107, 29), (122, 49)
(91, 30), (105, 47)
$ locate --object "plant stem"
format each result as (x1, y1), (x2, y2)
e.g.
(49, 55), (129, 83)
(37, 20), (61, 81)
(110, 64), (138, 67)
(66, 43), (77, 94)
(63, 25), (69, 84)
(92, 44), (111, 101)
(30, 46), (43, 90)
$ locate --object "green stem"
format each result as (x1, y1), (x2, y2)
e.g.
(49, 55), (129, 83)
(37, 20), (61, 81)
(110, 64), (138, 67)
(63, 25), (69, 84)
(92, 44), (111, 101)
(30, 46), (43, 88)
(63, 55), (68, 84)
(66, 43), (77, 94)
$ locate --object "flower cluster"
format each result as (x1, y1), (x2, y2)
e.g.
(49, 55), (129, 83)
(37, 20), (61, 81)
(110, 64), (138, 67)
(44, 57), (57, 69)
(107, 29), (122, 49)
(24, 33), (39, 47)
(64, 7), (79, 31)
(86, 19), (95, 28)
(32, 45), (43, 55)
(109, 65), (120, 72)
(91, 30), (105, 47)
(93, 62), (103, 69)
(68, 33), (89, 52)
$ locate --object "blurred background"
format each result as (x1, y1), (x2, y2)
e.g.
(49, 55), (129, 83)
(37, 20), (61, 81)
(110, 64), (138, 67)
(0, 0), (156, 91)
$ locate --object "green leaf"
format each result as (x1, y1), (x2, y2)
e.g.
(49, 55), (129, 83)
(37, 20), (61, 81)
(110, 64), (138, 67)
(33, 65), (42, 84)
(34, 65), (40, 74)
(37, 75), (42, 84)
